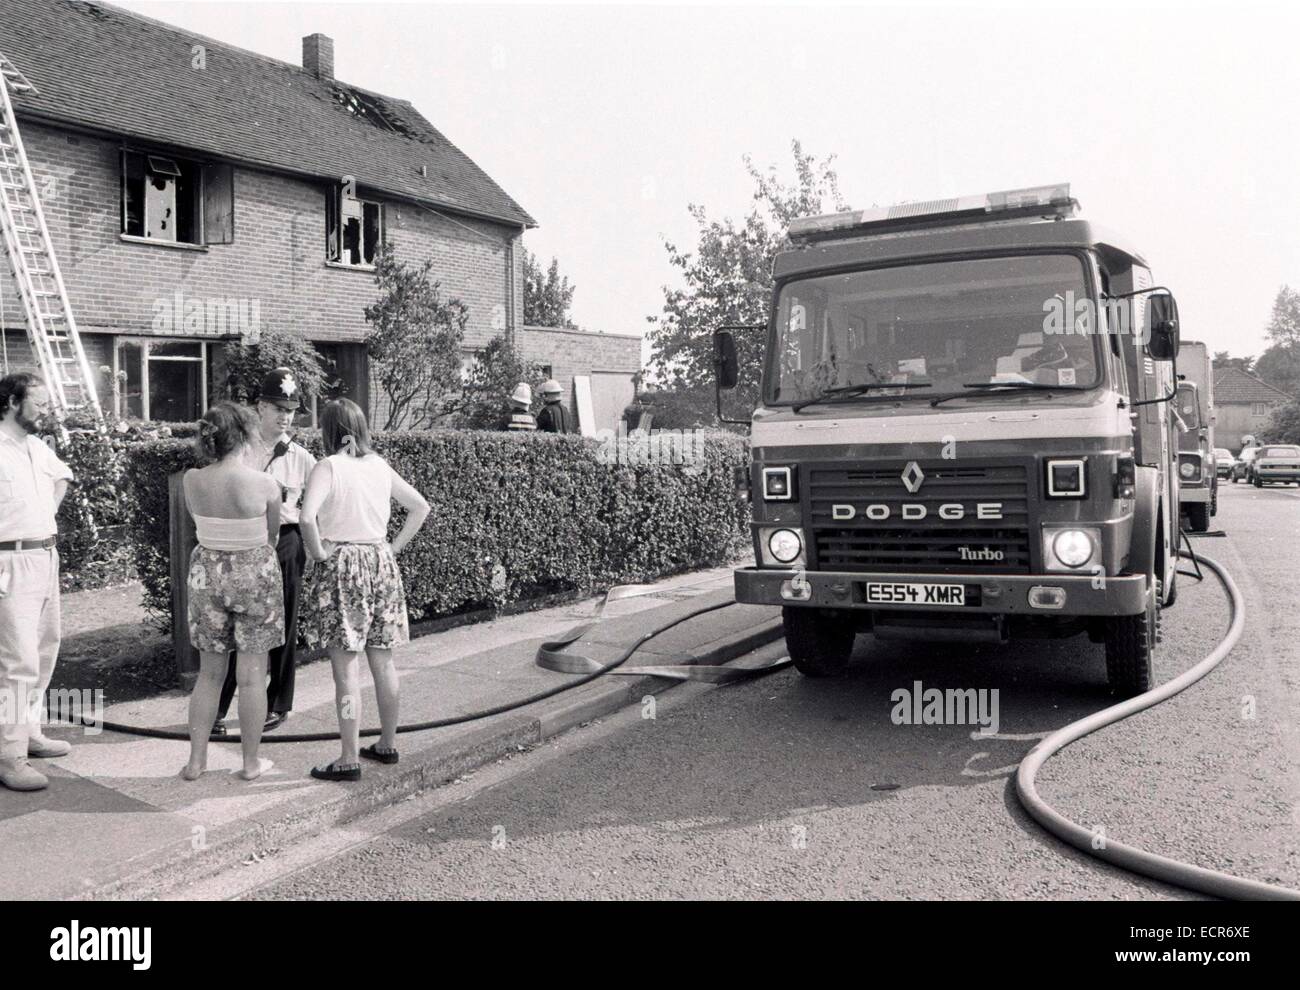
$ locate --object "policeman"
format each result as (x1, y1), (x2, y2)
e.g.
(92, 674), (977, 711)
(535, 379), (570, 434)
(212, 368), (316, 735)
(501, 382), (537, 431)
(0, 374), (74, 792)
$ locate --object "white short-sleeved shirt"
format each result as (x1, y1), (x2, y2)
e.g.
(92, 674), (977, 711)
(0, 430), (74, 541)
(251, 433), (316, 524)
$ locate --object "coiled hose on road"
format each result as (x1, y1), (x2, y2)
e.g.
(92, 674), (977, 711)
(1016, 550), (1300, 900)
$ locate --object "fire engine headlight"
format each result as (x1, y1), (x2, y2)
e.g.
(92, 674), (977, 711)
(1042, 526), (1101, 572)
(1179, 457), (1200, 480)
(765, 528), (804, 565)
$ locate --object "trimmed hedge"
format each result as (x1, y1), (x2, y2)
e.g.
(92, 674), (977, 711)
(124, 428), (749, 630)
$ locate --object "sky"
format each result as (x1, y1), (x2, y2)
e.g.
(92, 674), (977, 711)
(118, 0), (1300, 363)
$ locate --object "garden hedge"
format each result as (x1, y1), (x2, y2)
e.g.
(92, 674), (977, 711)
(124, 428), (750, 630)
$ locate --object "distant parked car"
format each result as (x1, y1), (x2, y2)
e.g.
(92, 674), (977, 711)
(1214, 447), (1236, 479)
(1231, 446), (1259, 483)
(1252, 444), (1300, 487)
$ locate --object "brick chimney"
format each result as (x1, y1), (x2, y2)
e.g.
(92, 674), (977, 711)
(302, 33), (334, 80)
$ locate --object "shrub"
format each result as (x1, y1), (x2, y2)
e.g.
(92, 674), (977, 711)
(124, 428), (749, 631)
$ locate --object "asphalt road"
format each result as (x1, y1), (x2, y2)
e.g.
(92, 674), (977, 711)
(243, 480), (1300, 900)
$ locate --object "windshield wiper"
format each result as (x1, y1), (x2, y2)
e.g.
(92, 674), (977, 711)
(929, 382), (1088, 407)
(792, 381), (934, 413)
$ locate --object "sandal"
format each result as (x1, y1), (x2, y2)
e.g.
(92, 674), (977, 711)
(360, 744), (399, 765)
(310, 761), (361, 782)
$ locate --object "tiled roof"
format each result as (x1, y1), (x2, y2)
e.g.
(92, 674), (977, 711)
(1213, 366), (1295, 404)
(0, 0), (535, 227)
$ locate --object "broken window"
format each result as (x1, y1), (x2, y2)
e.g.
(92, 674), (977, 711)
(325, 184), (383, 267)
(121, 151), (207, 244)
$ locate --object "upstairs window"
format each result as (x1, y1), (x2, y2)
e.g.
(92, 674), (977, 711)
(325, 180), (383, 267)
(121, 151), (233, 246)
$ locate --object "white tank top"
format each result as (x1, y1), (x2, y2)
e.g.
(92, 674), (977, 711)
(316, 452), (392, 542)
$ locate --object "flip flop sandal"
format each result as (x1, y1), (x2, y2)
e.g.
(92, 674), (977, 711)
(310, 761), (361, 781)
(361, 744), (399, 765)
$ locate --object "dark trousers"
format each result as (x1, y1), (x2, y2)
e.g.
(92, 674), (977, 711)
(217, 526), (305, 719)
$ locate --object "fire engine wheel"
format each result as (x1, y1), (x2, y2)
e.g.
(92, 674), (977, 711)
(1211, 485), (1218, 516)
(1104, 578), (1158, 697)
(1187, 503), (1210, 532)
(783, 607), (855, 677)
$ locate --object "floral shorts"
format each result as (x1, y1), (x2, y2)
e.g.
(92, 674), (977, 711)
(301, 543), (410, 652)
(187, 544), (285, 653)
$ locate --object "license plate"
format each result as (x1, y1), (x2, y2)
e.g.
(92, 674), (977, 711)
(864, 581), (966, 606)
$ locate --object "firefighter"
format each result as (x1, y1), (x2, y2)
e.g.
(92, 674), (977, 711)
(501, 383), (537, 431)
(535, 379), (570, 434)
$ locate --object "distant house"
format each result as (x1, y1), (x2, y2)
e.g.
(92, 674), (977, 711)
(0, 0), (638, 427)
(1213, 367), (1294, 450)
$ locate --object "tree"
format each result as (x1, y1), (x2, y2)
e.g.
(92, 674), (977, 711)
(440, 335), (548, 430)
(523, 249), (577, 328)
(1212, 351), (1254, 374)
(1264, 399), (1300, 444)
(221, 324), (332, 406)
(364, 248), (468, 431)
(1254, 286), (1300, 399)
(646, 140), (849, 418)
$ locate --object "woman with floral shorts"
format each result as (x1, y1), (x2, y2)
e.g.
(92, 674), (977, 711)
(181, 402), (284, 782)
(299, 399), (429, 781)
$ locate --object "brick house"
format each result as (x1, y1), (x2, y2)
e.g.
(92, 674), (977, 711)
(0, 0), (640, 428)
(1213, 366), (1295, 451)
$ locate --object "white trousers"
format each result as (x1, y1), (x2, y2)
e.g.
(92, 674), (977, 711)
(0, 547), (61, 760)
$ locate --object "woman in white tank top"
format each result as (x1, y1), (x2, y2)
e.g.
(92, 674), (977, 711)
(180, 402), (284, 782)
(299, 399), (429, 781)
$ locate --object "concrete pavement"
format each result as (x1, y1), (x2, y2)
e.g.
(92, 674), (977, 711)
(0, 566), (781, 900)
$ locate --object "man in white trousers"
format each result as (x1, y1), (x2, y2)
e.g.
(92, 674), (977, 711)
(0, 373), (74, 792)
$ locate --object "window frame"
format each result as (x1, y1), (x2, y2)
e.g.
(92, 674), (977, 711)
(112, 337), (209, 421)
(120, 148), (206, 246)
(325, 185), (385, 270)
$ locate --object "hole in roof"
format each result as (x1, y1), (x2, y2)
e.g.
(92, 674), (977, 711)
(71, 1), (113, 21)
(332, 86), (419, 139)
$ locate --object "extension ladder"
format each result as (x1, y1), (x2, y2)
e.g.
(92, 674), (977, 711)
(0, 52), (103, 424)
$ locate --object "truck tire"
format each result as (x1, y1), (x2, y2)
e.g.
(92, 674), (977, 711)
(1104, 579), (1159, 697)
(1187, 503), (1210, 532)
(783, 607), (855, 677)
(1210, 484), (1218, 516)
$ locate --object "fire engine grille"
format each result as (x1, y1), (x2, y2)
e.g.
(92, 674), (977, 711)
(808, 462), (1032, 574)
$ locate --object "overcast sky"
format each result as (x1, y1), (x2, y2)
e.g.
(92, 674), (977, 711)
(119, 1), (1299, 361)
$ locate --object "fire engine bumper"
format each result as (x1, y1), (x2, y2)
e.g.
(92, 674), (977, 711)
(735, 567), (1149, 616)
(1179, 486), (1211, 504)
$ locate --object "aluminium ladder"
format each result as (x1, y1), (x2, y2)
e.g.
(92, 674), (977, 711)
(0, 52), (103, 424)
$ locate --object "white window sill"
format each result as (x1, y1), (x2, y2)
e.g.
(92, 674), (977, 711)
(325, 260), (378, 273)
(119, 234), (209, 252)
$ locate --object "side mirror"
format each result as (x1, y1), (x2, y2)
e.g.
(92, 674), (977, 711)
(1146, 293), (1180, 360)
(714, 329), (738, 390)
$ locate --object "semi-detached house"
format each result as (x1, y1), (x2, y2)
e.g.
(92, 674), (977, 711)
(0, 0), (640, 427)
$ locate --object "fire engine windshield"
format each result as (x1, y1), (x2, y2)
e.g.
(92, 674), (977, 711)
(770, 254), (1101, 404)
(1176, 383), (1203, 451)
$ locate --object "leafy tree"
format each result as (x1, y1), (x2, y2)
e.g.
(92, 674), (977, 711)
(1212, 351), (1254, 374)
(1254, 286), (1300, 398)
(1264, 399), (1300, 444)
(364, 248), (468, 431)
(440, 335), (548, 430)
(646, 140), (848, 419)
(523, 249), (577, 328)
(221, 324), (332, 406)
